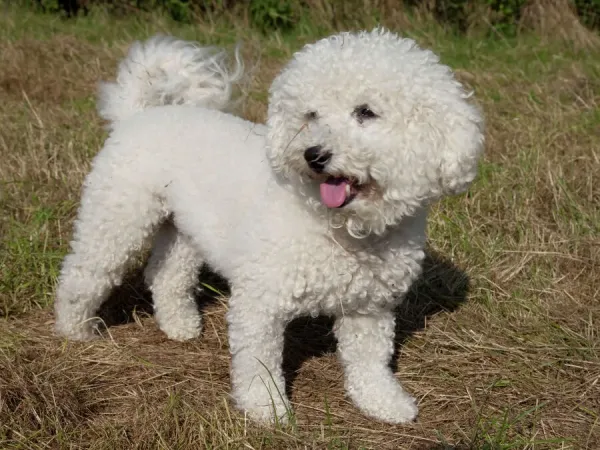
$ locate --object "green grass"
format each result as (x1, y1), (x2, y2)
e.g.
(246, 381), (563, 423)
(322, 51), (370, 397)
(0, 205), (68, 316)
(1, 2), (599, 449)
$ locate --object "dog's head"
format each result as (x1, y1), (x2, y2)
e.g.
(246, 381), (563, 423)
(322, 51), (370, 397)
(266, 28), (484, 238)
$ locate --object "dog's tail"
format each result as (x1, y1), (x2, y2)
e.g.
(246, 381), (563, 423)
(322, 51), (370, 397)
(97, 35), (243, 127)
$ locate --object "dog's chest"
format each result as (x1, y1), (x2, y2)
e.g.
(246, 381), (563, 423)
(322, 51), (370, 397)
(283, 237), (424, 316)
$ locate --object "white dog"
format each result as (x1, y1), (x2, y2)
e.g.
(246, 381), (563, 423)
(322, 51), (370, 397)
(55, 29), (484, 424)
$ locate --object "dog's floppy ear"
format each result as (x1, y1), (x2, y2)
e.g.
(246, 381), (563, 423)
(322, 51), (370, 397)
(437, 102), (485, 196)
(265, 102), (287, 173)
(265, 82), (296, 178)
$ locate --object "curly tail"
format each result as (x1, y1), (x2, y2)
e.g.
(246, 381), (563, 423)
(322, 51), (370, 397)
(98, 35), (243, 127)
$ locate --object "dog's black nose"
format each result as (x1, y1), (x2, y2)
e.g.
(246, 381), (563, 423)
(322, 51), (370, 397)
(304, 145), (332, 173)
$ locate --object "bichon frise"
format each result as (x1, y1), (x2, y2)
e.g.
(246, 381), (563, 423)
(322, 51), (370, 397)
(55, 29), (484, 424)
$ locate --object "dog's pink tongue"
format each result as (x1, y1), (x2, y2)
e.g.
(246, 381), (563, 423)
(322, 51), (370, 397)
(320, 178), (348, 208)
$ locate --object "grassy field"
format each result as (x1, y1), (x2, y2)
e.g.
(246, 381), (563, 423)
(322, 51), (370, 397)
(1, 2), (599, 449)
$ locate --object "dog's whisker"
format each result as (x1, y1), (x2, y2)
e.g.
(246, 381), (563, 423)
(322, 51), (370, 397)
(283, 123), (307, 152)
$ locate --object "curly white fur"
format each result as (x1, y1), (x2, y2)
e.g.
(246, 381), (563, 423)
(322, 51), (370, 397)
(54, 29), (484, 425)
(97, 35), (242, 126)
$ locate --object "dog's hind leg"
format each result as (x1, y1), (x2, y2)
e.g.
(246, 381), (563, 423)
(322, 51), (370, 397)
(55, 175), (167, 341)
(144, 221), (203, 341)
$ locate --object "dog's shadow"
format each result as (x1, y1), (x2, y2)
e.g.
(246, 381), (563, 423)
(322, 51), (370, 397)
(97, 250), (470, 397)
(97, 266), (227, 330)
(282, 249), (470, 396)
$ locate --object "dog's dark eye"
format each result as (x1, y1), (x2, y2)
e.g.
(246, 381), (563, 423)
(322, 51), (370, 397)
(353, 104), (378, 123)
(305, 111), (318, 121)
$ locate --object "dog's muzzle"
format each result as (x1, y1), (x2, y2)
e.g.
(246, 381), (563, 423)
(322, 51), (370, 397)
(304, 145), (332, 173)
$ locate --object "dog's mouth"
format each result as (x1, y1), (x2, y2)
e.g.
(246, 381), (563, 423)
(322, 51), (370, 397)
(319, 176), (362, 208)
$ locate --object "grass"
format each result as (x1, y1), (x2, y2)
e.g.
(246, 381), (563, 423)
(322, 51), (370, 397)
(1, 2), (599, 449)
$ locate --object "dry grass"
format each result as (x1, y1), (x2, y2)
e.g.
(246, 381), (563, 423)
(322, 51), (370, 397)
(1, 3), (599, 449)
(519, 0), (600, 49)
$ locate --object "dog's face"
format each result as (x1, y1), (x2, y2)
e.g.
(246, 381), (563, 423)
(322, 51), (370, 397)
(266, 29), (484, 237)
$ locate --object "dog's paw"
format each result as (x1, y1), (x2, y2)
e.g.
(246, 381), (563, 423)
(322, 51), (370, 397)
(160, 324), (202, 341)
(347, 376), (418, 424)
(158, 318), (202, 341)
(234, 384), (292, 426)
(155, 308), (202, 341)
(243, 400), (291, 426)
(54, 317), (101, 341)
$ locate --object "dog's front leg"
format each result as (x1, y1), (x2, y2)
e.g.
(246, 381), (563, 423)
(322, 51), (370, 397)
(226, 299), (291, 424)
(335, 310), (418, 423)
